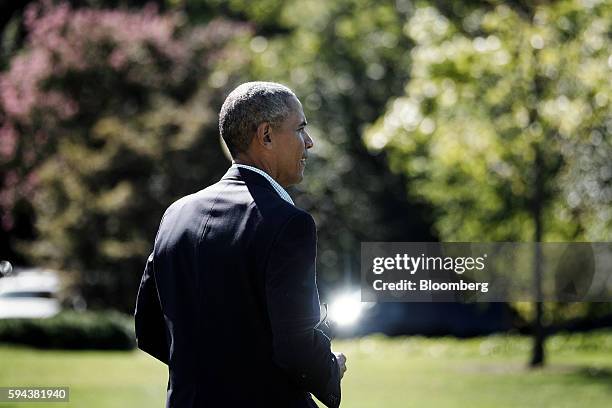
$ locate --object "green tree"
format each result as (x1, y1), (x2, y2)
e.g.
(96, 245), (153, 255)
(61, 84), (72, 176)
(364, 1), (611, 365)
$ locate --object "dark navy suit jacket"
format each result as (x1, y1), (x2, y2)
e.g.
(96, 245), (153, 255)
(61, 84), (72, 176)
(134, 166), (341, 408)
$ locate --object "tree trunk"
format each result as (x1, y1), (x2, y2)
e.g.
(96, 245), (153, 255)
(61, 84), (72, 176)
(530, 145), (545, 368)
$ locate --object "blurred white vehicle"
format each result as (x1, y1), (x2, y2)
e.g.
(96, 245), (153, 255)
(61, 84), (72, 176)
(0, 268), (61, 319)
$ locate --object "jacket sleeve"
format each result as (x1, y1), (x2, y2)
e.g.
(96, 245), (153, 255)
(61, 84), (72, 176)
(134, 252), (169, 364)
(265, 212), (341, 408)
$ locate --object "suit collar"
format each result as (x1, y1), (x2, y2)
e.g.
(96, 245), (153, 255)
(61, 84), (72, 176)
(232, 164), (294, 205)
(221, 166), (294, 205)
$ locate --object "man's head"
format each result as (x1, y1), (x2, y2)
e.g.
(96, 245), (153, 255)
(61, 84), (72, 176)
(219, 81), (313, 187)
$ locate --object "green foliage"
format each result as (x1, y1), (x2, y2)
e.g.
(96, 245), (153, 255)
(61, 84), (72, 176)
(0, 311), (135, 350)
(365, 0), (611, 242)
(363, 0), (611, 328)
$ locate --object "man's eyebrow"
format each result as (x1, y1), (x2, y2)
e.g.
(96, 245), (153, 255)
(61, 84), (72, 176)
(297, 120), (307, 127)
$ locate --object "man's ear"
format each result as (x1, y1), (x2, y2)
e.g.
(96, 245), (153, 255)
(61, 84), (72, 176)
(255, 122), (273, 149)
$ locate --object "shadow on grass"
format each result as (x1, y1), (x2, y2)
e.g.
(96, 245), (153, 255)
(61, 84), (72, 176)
(570, 366), (612, 391)
(458, 361), (612, 390)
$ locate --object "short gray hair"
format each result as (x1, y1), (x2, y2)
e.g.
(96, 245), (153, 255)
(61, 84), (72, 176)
(219, 81), (297, 156)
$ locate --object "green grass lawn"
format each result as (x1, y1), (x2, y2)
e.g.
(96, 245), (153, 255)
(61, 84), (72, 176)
(1, 331), (611, 407)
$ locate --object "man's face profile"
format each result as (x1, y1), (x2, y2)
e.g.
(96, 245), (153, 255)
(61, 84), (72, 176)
(269, 96), (313, 187)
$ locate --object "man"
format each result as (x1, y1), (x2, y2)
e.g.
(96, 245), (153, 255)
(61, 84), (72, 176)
(135, 82), (346, 408)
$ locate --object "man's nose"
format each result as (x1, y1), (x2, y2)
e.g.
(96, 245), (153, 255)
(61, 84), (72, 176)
(304, 132), (314, 149)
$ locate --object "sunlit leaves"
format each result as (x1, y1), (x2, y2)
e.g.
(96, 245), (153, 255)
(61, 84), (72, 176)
(366, 0), (611, 241)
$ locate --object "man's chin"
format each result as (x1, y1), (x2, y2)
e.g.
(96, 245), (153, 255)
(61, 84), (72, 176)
(284, 174), (303, 188)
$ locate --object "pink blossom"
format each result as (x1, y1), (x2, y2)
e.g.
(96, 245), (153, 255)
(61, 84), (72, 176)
(0, 121), (17, 160)
(0, 0), (248, 221)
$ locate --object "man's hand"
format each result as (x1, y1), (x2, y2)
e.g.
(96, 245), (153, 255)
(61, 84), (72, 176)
(334, 352), (347, 379)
